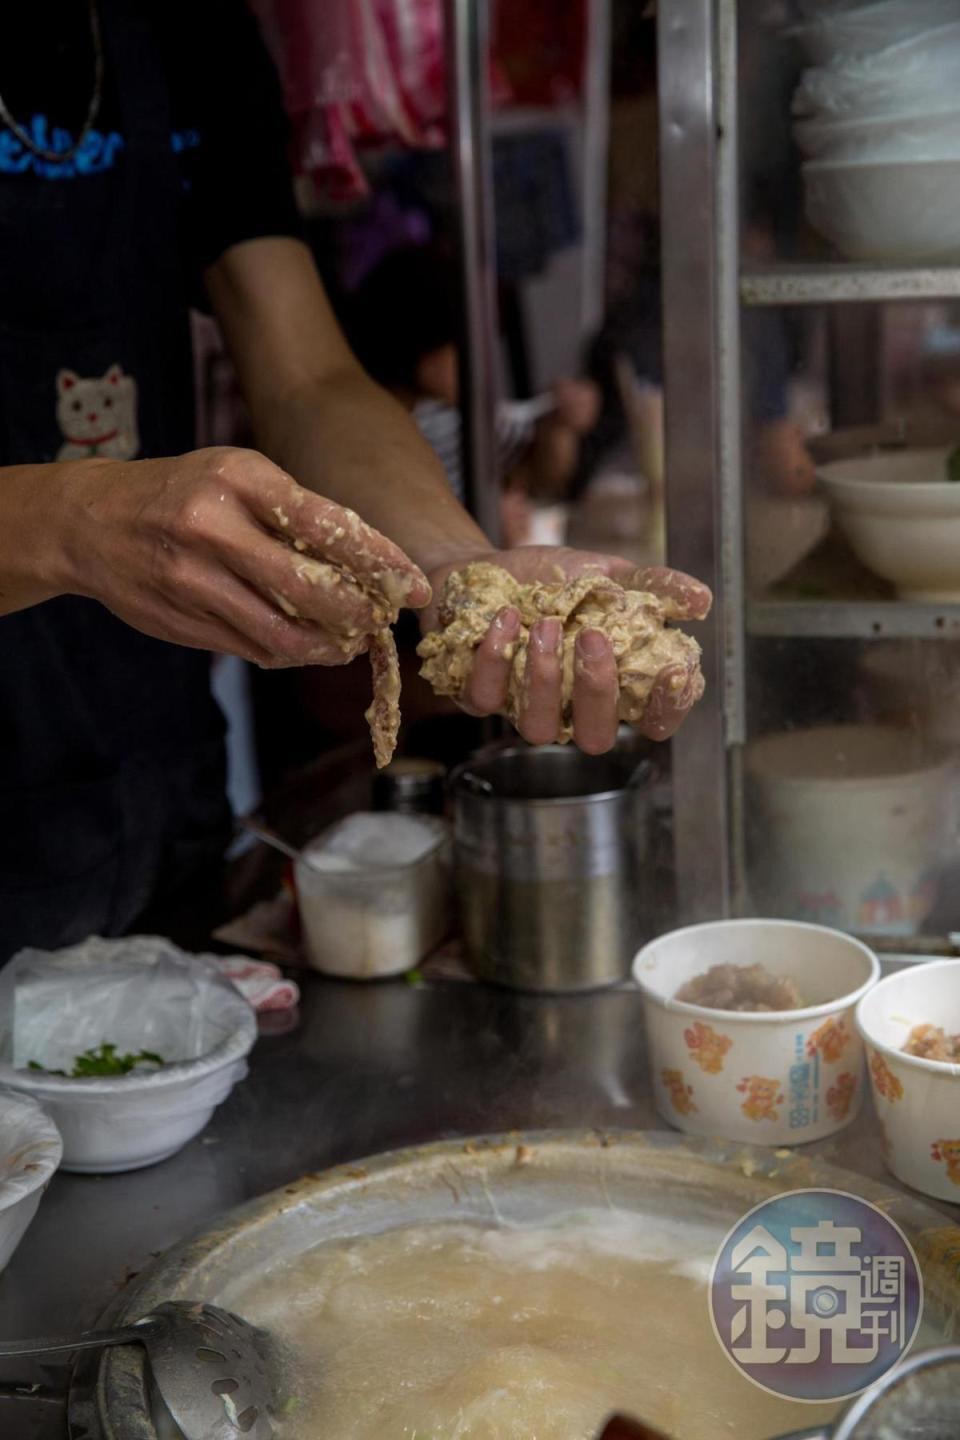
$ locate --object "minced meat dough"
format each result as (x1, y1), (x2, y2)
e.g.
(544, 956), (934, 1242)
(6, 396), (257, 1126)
(903, 1024), (960, 1063)
(416, 562), (704, 740)
(676, 963), (804, 1013)
(270, 504), (411, 769)
(364, 632), (402, 770)
(297, 558), (403, 770)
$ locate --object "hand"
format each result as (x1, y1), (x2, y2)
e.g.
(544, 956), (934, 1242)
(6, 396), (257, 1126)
(753, 419), (816, 498)
(549, 378), (602, 435)
(500, 487), (534, 549)
(423, 547), (711, 753)
(62, 446), (430, 667)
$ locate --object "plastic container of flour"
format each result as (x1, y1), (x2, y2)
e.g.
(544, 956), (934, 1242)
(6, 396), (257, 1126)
(294, 813), (451, 979)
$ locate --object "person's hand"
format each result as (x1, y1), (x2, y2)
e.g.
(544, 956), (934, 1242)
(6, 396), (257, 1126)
(423, 546), (711, 754)
(753, 418), (816, 497)
(62, 446), (431, 667)
(500, 487), (534, 549)
(550, 378), (602, 435)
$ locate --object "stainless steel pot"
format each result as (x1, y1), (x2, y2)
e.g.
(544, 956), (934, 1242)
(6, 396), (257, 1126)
(451, 745), (655, 993)
(69, 1131), (960, 1440)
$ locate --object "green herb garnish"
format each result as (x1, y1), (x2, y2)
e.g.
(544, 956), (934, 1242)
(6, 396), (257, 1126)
(28, 1043), (164, 1078)
(946, 445), (960, 482)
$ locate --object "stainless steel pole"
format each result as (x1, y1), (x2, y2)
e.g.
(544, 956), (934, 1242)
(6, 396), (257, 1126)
(580, 0), (612, 339)
(658, 0), (733, 921)
(445, 0), (502, 544)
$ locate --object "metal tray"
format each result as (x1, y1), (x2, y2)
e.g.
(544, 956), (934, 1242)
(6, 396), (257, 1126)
(68, 1129), (960, 1440)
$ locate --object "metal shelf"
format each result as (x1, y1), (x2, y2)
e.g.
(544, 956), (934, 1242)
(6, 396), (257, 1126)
(741, 263), (960, 308)
(748, 600), (960, 640)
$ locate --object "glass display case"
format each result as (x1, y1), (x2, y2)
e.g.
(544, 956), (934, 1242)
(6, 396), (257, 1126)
(661, 0), (960, 944)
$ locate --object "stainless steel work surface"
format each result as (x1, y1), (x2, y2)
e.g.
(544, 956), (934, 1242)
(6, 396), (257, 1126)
(0, 975), (956, 1439)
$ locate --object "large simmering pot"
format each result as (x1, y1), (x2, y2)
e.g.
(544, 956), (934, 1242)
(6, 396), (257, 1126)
(68, 1131), (960, 1440)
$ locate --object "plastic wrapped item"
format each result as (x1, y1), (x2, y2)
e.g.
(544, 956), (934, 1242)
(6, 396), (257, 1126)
(792, 24), (960, 121)
(213, 956), (300, 1012)
(790, 0), (960, 67)
(0, 1086), (61, 1272)
(0, 937), (258, 1174)
(0, 935), (250, 1071)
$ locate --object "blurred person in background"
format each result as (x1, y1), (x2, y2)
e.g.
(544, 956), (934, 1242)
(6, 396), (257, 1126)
(576, 218), (816, 506)
(587, 5), (814, 508)
(344, 245), (602, 546)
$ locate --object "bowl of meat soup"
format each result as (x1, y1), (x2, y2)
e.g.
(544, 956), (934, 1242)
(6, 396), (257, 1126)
(634, 920), (880, 1146)
(857, 958), (960, 1203)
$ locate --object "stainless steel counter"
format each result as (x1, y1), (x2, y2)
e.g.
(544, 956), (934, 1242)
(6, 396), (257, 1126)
(0, 975), (956, 1439)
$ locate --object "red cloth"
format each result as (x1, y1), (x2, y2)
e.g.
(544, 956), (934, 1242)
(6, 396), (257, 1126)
(248, 0), (584, 202)
(491, 0), (586, 107)
(250, 0), (448, 201)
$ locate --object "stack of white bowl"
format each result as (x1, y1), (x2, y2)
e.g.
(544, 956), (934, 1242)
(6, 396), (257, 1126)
(791, 0), (960, 262)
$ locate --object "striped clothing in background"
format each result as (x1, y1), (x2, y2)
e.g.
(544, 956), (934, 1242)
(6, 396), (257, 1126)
(413, 399), (537, 503)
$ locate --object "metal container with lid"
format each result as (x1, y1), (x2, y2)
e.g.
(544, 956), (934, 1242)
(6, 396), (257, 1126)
(451, 744), (655, 992)
(372, 758), (447, 817)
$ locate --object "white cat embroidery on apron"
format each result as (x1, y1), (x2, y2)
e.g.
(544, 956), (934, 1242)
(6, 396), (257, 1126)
(55, 364), (140, 460)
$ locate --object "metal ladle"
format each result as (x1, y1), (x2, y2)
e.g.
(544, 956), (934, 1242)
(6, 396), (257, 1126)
(0, 1300), (276, 1440)
(791, 1344), (960, 1440)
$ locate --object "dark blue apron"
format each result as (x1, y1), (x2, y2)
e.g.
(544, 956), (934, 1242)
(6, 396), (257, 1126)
(0, 0), (230, 959)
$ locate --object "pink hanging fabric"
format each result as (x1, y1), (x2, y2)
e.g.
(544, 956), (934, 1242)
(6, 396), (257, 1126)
(250, 0), (450, 201)
(248, 0), (577, 202)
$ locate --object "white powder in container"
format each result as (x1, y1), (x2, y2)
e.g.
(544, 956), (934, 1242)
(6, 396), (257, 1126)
(294, 813), (450, 979)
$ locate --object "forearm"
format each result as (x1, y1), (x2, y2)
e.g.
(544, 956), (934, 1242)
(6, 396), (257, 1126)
(0, 461), (82, 614)
(252, 367), (491, 578)
(207, 236), (488, 578)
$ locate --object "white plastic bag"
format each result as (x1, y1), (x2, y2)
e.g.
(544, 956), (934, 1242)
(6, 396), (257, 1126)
(0, 935), (252, 1073)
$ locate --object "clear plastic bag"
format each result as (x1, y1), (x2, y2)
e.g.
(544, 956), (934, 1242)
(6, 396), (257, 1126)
(0, 935), (252, 1073)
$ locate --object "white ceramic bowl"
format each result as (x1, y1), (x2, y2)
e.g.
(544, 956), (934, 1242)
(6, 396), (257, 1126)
(745, 726), (954, 937)
(795, 106), (960, 164)
(0, 1087), (62, 1271)
(805, 157), (960, 263)
(818, 447), (960, 599)
(790, 1), (960, 67)
(856, 959), (960, 1203)
(634, 920), (879, 1147)
(0, 1002), (257, 1174)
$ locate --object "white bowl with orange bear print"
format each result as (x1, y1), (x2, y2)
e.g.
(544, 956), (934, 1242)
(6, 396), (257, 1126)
(856, 959), (960, 1204)
(633, 920), (880, 1147)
